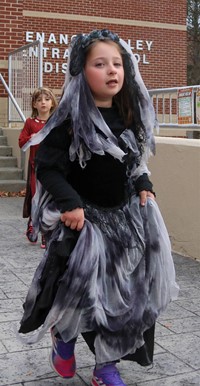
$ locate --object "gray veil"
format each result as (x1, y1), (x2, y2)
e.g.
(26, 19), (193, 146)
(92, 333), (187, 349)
(22, 29), (158, 167)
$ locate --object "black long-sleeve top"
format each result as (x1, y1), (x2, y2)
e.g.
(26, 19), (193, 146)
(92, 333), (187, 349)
(35, 106), (153, 213)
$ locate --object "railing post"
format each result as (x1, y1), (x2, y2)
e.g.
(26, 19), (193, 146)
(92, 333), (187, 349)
(38, 39), (43, 87)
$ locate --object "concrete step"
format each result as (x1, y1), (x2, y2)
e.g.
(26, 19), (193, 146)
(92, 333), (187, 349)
(0, 156), (17, 167)
(0, 136), (7, 146)
(0, 146), (12, 156)
(0, 180), (26, 192)
(0, 129), (26, 192)
(0, 167), (23, 180)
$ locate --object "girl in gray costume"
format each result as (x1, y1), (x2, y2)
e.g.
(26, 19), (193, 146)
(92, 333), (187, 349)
(18, 29), (179, 386)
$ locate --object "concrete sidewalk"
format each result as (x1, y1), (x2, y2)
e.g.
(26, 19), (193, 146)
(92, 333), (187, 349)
(0, 197), (200, 385)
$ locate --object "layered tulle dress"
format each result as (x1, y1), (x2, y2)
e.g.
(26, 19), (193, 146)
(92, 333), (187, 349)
(17, 106), (179, 366)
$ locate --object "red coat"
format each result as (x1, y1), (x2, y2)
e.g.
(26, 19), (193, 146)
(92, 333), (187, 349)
(19, 117), (46, 217)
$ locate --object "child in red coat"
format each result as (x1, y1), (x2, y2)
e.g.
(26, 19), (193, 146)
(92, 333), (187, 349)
(19, 87), (57, 248)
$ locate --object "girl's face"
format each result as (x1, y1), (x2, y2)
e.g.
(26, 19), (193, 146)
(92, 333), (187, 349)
(33, 93), (53, 117)
(84, 41), (124, 107)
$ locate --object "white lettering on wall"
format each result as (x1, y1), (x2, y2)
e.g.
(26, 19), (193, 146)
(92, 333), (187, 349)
(25, 31), (154, 74)
(134, 54), (149, 64)
(63, 49), (69, 59)
(146, 41), (153, 51)
(44, 62), (67, 73)
(26, 31), (34, 41)
(60, 34), (69, 44)
(48, 33), (57, 44)
(52, 48), (60, 59)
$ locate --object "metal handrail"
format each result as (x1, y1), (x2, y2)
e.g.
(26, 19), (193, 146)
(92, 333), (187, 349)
(0, 73), (26, 122)
(149, 84), (200, 130)
(1, 39), (43, 177)
(8, 39), (43, 122)
(0, 73), (26, 179)
(8, 39), (43, 91)
(149, 84), (200, 93)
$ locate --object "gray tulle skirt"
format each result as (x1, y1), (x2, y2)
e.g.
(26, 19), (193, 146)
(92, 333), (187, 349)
(17, 194), (179, 364)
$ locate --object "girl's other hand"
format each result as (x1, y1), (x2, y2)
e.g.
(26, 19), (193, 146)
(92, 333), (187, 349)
(139, 190), (155, 206)
(60, 208), (85, 231)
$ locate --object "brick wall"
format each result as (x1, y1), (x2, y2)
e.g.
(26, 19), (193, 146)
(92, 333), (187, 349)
(23, 0), (186, 25)
(0, 0), (23, 96)
(0, 0), (187, 124)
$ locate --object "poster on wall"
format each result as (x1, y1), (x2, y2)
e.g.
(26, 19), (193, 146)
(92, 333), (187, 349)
(177, 88), (193, 124)
(195, 88), (200, 124)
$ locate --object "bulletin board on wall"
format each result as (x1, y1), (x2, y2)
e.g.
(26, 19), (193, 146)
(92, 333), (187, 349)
(177, 88), (193, 125)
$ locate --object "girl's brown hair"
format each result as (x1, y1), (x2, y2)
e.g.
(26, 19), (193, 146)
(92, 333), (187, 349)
(31, 87), (58, 118)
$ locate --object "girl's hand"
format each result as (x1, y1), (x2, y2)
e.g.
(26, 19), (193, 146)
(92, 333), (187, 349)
(139, 190), (155, 206)
(60, 208), (85, 231)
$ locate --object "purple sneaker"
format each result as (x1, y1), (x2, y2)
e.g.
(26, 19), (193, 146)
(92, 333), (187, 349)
(91, 364), (127, 386)
(50, 331), (76, 378)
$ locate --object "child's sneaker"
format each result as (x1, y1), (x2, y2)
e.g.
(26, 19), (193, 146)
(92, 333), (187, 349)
(26, 219), (38, 243)
(40, 234), (46, 249)
(91, 364), (127, 386)
(50, 331), (76, 378)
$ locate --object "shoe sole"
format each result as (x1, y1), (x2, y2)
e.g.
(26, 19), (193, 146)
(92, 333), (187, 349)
(91, 373), (127, 386)
(91, 376), (105, 386)
(90, 378), (99, 386)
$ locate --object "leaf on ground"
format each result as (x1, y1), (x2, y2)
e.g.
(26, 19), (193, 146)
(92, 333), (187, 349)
(0, 189), (26, 197)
